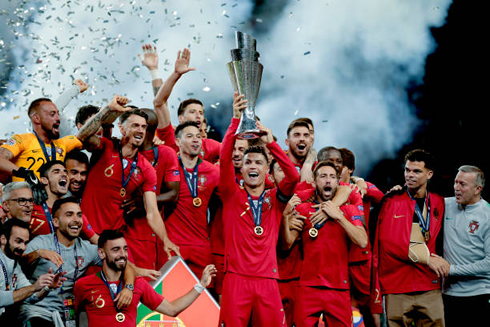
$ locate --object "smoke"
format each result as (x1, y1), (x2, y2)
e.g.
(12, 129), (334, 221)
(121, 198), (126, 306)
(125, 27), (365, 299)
(0, 0), (452, 176)
(253, 0), (452, 176)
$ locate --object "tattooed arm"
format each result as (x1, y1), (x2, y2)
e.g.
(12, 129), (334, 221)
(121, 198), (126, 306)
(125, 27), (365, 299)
(76, 95), (130, 150)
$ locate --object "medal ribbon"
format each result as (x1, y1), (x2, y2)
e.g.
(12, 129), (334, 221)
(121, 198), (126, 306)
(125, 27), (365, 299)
(152, 146), (159, 167)
(0, 257), (10, 290)
(312, 200), (327, 230)
(247, 190), (266, 227)
(118, 147), (138, 190)
(33, 131), (56, 163)
(41, 201), (56, 233)
(178, 157), (200, 198)
(97, 271), (124, 312)
(407, 190), (431, 234)
(53, 234), (78, 293)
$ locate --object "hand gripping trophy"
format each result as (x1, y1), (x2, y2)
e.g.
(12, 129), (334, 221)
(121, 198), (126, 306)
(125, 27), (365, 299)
(227, 31), (264, 139)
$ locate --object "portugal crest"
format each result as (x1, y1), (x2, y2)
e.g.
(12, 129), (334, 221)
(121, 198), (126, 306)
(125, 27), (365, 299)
(468, 220), (479, 234)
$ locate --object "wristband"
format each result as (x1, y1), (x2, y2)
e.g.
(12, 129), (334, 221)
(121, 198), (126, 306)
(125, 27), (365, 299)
(193, 283), (205, 294)
(149, 69), (161, 80)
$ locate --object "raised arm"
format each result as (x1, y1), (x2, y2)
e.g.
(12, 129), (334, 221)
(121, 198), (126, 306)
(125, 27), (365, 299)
(139, 44), (163, 96)
(155, 264), (216, 316)
(54, 79), (88, 112)
(153, 48), (195, 129)
(76, 95), (130, 150)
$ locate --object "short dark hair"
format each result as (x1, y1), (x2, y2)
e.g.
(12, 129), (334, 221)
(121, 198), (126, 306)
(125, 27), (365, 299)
(119, 108), (148, 125)
(404, 149), (435, 171)
(177, 99), (204, 117)
(52, 197), (79, 218)
(313, 160), (339, 179)
(286, 119), (310, 137)
(39, 160), (66, 179)
(244, 145), (268, 163)
(75, 105), (100, 126)
(2, 218), (31, 240)
(269, 158), (278, 174)
(65, 150), (89, 167)
(28, 98), (53, 116)
(317, 146), (340, 162)
(293, 117), (314, 133)
(98, 229), (125, 248)
(339, 148), (355, 171)
(174, 121), (200, 139)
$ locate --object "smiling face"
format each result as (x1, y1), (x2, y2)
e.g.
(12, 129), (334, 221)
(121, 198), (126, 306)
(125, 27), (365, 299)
(5, 225), (30, 260)
(241, 152), (269, 188)
(120, 114), (147, 148)
(404, 160), (433, 193)
(232, 139), (249, 169)
(286, 126), (312, 161)
(53, 202), (83, 240)
(314, 165), (339, 202)
(66, 159), (88, 195)
(176, 125), (202, 157)
(3, 187), (33, 222)
(99, 237), (128, 272)
(42, 163), (69, 197)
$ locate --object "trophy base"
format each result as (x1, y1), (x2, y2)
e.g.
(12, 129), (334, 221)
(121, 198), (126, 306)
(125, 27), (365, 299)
(236, 130), (260, 140)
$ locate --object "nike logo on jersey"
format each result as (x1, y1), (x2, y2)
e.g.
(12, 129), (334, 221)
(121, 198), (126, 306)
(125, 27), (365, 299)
(393, 214), (405, 219)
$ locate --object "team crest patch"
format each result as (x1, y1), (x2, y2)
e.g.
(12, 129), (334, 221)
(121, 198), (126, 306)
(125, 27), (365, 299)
(76, 256), (85, 268)
(173, 170), (180, 176)
(12, 274), (18, 288)
(198, 174), (207, 186)
(56, 147), (64, 156)
(7, 138), (16, 146)
(133, 167), (142, 181)
(468, 220), (479, 234)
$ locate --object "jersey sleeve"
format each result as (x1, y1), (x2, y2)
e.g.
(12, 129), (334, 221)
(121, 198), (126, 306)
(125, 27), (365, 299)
(1, 134), (28, 159)
(341, 204), (364, 227)
(60, 135), (83, 152)
(141, 161), (158, 193)
(73, 278), (86, 313)
(366, 182), (385, 204)
(219, 118), (240, 201)
(156, 125), (178, 153)
(267, 141), (299, 200)
(138, 278), (165, 311)
(81, 214), (96, 239)
(203, 138), (221, 162)
(161, 146), (180, 183)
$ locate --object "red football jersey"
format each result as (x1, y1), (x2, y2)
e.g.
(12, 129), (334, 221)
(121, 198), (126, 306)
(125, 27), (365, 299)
(296, 202), (363, 289)
(140, 144), (180, 194)
(74, 274), (163, 327)
(220, 118), (299, 279)
(81, 138), (157, 234)
(30, 203), (95, 239)
(165, 159), (219, 246)
(156, 125), (221, 163)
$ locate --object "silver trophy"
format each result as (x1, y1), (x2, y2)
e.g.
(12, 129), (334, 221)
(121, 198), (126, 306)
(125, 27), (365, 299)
(227, 31), (263, 139)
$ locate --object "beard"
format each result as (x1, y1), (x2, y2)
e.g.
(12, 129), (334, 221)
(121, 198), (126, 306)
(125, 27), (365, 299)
(4, 244), (23, 261)
(107, 256), (127, 272)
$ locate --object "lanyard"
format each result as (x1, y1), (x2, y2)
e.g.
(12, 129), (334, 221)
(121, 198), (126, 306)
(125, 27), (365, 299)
(247, 190), (266, 227)
(98, 271), (123, 312)
(152, 146), (159, 167)
(118, 147), (138, 189)
(0, 257), (10, 290)
(33, 131), (56, 162)
(179, 157), (200, 198)
(41, 202), (55, 233)
(407, 189), (431, 233)
(53, 234), (78, 293)
(312, 200), (327, 230)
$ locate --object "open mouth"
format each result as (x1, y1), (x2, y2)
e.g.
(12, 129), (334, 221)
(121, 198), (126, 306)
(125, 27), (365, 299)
(68, 224), (81, 232)
(248, 172), (259, 179)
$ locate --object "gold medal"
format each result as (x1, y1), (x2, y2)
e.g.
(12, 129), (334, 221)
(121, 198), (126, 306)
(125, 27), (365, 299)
(309, 227), (318, 238)
(120, 188), (126, 197)
(424, 231), (430, 241)
(115, 312), (125, 323)
(193, 197), (202, 207)
(254, 226), (264, 236)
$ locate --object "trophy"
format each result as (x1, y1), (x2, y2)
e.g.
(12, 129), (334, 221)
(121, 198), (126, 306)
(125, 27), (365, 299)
(227, 31), (263, 139)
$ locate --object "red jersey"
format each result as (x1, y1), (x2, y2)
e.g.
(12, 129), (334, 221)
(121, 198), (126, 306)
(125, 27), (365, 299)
(156, 125), (221, 163)
(140, 144), (180, 194)
(81, 138), (157, 234)
(74, 274), (163, 327)
(220, 118), (299, 279)
(30, 203), (95, 239)
(373, 189), (445, 294)
(165, 159), (219, 246)
(296, 202), (363, 289)
(363, 181), (385, 234)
